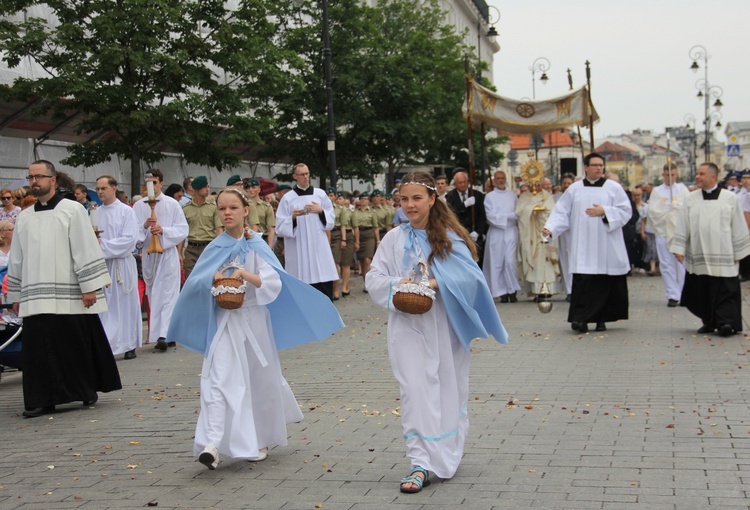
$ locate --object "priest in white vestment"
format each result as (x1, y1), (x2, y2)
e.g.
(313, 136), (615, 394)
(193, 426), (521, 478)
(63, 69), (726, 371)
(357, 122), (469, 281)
(133, 169), (188, 351)
(8, 160), (121, 418)
(543, 153), (632, 333)
(671, 162), (750, 336)
(646, 163), (690, 307)
(516, 183), (561, 298)
(95, 176), (142, 359)
(482, 171), (521, 302)
(275, 163), (338, 299)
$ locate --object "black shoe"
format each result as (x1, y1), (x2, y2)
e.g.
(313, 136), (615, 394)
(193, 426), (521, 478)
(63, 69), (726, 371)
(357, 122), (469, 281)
(342, 291), (350, 296)
(697, 324), (715, 334)
(500, 295), (509, 303)
(571, 322), (588, 333)
(167, 341), (176, 348)
(595, 322), (607, 332)
(718, 324), (734, 337)
(156, 338), (168, 351)
(23, 406), (54, 418)
(124, 349), (137, 360)
(565, 294), (571, 303)
(509, 293), (517, 303)
(83, 394), (98, 406)
(667, 299), (679, 307)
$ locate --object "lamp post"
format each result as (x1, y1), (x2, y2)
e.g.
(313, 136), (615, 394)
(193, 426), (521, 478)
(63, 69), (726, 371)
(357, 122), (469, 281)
(530, 57), (550, 99)
(689, 45), (723, 163)
(684, 114), (698, 180)
(475, 4), (500, 190)
(293, 0), (337, 188)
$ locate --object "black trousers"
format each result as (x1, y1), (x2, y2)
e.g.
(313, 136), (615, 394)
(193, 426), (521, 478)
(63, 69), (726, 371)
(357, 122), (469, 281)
(311, 280), (334, 301)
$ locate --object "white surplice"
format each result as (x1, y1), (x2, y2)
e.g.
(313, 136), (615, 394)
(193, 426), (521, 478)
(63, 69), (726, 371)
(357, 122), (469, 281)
(194, 251), (303, 460)
(482, 188), (521, 297)
(133, 194), (188, 342)
(544, 179), (631, 275)
(275, 187), (338, 284)
(97, 201), (142, 355)
(366, 228), (470, 479)
(647, 183), (690, 301)
(553, 192), (573, 295)
(671, 189), (750, 277)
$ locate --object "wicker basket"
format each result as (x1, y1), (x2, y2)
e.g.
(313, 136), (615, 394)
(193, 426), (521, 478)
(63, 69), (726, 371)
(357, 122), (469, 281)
(393, 290), (433, 314)
(213, 277), (246, 310)
(392, 261), (435, 315)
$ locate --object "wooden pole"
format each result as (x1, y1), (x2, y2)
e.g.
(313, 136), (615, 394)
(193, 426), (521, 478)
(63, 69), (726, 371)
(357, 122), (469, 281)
(585, 60), (595, 151)
(464, 56), (476, 230)
(567, 68), (585, 163)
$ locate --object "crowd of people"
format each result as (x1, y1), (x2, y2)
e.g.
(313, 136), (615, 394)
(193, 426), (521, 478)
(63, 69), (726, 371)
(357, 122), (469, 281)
(3, 154), (749, 494)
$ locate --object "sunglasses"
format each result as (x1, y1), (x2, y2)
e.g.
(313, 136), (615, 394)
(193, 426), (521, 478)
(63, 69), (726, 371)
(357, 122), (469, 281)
(1, 196), (12, 200)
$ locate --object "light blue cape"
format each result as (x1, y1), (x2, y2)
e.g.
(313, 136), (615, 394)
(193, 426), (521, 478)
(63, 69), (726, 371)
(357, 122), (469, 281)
(400, 224), (508, 350)
(167, 232), (344, 357)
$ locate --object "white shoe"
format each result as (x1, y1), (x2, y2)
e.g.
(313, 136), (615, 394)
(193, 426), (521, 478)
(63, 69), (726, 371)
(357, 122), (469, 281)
(199, 444), (219, 470)
(248, 447), (268, 462)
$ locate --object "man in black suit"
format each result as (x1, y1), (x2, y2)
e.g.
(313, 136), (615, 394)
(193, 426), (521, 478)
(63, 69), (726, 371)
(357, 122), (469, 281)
(445, 169), (487, 267)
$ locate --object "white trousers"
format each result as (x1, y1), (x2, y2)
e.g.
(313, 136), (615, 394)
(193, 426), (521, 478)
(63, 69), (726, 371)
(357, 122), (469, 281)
(656, 235), (685, 301)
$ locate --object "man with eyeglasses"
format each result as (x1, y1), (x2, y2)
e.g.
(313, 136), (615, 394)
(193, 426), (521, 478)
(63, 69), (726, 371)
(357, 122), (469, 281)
(96, 175), (141, 360)
(275, 163), (338, 299)
(543, 153), (632, 333)
(7, 160), (121, 417)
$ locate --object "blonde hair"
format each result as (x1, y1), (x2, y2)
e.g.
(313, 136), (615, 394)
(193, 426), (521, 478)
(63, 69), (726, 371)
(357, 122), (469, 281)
(0, 220), (12, 247)
(400, 170), (477, 262)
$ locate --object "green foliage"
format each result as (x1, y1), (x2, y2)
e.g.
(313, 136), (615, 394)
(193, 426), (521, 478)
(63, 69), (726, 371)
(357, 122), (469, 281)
(0, 0), (298, 191)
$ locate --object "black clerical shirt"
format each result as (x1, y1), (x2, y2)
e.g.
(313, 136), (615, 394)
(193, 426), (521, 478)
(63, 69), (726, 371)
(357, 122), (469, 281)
(292, 185), (327, 227)
(702, 188), (721, 200)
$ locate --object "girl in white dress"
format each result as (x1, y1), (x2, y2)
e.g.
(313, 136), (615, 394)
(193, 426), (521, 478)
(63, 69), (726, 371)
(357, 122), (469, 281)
(170, 188), (343, 469)
(366, 171), (507, 493)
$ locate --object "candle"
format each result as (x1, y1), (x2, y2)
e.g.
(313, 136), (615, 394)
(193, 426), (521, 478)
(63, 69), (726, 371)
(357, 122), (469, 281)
(89, 206), (98, 230)
(146, 180), (155, 199)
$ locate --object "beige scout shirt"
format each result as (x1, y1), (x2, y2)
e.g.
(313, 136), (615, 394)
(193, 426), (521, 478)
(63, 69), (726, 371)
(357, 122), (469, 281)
(183, 200), (222, 242)
(251, 197), (275, 234)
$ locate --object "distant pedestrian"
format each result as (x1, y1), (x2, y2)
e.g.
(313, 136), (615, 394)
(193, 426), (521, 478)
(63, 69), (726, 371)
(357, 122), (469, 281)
(671, 162), (750, 336)
(366, 170), (507, 494)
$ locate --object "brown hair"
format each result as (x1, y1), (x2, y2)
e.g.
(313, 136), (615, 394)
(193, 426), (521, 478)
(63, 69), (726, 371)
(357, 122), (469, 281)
(20, 195), (37, 209)
(400, 170), (477, 263)
(216, 187), (250, 207)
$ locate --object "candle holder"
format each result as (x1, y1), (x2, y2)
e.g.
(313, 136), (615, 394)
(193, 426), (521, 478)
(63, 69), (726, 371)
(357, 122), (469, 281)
(146, 197), (164, 254)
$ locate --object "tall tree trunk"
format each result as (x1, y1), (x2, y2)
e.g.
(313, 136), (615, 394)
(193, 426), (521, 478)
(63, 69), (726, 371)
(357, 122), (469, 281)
(130, 149), (141, 197)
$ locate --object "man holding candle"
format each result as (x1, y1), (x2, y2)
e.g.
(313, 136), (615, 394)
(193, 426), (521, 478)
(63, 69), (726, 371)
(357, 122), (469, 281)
(95, 175), (142, 360)
(133, 169), (188, 351)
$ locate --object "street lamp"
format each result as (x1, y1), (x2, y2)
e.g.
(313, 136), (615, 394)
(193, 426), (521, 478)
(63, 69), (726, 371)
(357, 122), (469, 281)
(689, 45), (724, 163)
(530, 57), (551, 99)
(293, 0), (337, 188)
(474, 4), (500, 192)
(684, 114), (698, 180)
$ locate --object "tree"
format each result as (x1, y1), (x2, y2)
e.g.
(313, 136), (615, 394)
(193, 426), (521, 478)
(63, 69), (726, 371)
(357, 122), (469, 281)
(269, 0), (485, 189)
(0, 0), (299, 194)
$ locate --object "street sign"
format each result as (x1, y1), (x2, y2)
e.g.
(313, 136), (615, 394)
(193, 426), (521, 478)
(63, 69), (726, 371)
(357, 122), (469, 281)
(727, 144), (741, 157)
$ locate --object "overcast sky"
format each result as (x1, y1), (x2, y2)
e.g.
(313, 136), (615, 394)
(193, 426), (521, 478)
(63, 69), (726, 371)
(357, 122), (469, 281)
(489, 0), (749, 143)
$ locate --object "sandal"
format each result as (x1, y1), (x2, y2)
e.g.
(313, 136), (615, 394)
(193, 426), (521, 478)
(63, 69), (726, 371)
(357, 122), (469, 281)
(400, 466), (431, 493)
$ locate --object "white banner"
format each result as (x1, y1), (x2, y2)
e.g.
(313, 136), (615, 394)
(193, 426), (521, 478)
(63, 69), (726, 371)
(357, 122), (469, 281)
(463, 79), (599, 135)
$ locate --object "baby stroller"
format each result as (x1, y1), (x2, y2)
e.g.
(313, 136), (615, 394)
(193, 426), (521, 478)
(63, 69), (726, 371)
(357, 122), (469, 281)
(0, 266), (22, 381)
